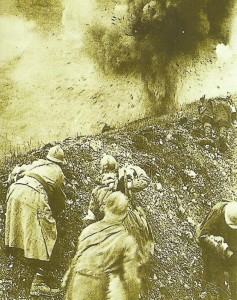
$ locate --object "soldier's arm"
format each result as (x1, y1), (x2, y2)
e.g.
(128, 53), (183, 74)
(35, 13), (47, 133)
(7, 163), (33, 184)
(122, 236), (141, 299)
(84, 188), (99, 221)
(198, 203), (224, 247)
(130, 166), (151, 192)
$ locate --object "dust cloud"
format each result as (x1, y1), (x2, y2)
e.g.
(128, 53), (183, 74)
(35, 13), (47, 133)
(0, 2), (149, 158)
(0, 16), (36, 68)
(178, 3), (237, 103)
(1, 1), (237, 159)
(85, 0), (236, 111)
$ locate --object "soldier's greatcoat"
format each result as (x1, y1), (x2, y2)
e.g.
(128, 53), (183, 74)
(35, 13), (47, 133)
(5, 159), (65, 261)
(63, 220), (140, 300)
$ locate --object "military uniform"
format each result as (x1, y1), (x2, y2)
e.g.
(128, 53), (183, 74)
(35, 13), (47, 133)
(198, 202), (237, 300)
(63, 220), (141, 300)
(5, 159), (65, 261)
(86, 165), (154, 295)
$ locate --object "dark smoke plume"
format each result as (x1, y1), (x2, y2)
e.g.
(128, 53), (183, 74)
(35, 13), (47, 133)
(86, 0), (236, 113)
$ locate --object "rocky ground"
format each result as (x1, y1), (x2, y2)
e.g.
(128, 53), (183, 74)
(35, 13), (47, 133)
(0, 102), (237, 299)
(1, 2), (237, 299)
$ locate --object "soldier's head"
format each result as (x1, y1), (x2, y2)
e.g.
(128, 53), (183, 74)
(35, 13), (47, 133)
(47, 145), (67, 166)
(101, 172), (118, 189)
(100, 155), (118, 174)
(225, 202), (237, 230)
(104, 191), (128, 221)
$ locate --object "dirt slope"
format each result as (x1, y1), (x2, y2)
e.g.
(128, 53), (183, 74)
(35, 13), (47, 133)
(0, 103), (237, 299)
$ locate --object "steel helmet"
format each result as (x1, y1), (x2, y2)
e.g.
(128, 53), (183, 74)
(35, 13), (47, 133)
(224, 202), (237, 230)
(100, 155), (118, 173)
(47, 145), (66, 164)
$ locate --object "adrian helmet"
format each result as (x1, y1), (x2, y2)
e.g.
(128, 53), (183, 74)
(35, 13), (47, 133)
(47, 145), (66, 164)
(225, 202), (237, 230)
(100, 155), (118, 173)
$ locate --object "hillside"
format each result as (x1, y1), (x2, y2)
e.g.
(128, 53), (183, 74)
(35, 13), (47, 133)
(0, 103), (237, 299)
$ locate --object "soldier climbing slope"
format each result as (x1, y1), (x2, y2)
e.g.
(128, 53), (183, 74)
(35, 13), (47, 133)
(5, 145), (67, 296)
(83, 154), (119, 223)
(84, 155), (154, 297)
(197, 201), (237, 300)
(62, 191), (141, 300)
(198, 94), (236, 152)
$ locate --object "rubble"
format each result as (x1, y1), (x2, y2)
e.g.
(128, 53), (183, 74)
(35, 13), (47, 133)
(0, 104), (236, 299)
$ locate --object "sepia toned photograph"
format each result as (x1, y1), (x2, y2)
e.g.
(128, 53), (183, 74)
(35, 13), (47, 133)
(1, 0), (237, 299)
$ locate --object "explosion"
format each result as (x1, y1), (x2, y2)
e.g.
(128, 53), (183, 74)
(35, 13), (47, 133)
(85, 0), (236, 113)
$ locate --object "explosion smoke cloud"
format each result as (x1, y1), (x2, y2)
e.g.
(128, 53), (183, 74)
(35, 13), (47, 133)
(1, 1), (237, 158)
(85, 0), (236, 113)
(0, 5), (149, 158)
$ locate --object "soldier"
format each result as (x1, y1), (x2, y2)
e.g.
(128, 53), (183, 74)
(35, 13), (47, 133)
(100, 154), (119, 187)
(5, 145), (66, 296)
(85, 157), (151, 223)
(84, 158), (154, 296)
(62, 191), (141, 300)
(83, 155), (119, 223)
(198, 94), (234, 151)
(197, 201), (237, 300)
(117, 165), (154, 295)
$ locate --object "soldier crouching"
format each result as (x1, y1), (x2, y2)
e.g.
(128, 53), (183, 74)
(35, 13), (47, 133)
(5, 145), (67, 296)
(197, 201), (237, 300)
(62, 191), (141, 300)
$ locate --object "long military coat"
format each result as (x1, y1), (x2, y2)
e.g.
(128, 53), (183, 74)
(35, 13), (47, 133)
(63, 220), (140, 300)
(5, 159), (65, 261)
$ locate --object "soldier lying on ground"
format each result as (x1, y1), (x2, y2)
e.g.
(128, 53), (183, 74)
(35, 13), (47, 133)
(198, 94), (236, 151)
(84, 155), (154, 296)
(197, 201), (237, 300)
(62, 191), (141, 300)
(5, 145), (66, 296)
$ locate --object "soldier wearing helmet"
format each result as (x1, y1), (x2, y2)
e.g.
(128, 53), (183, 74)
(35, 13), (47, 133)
(5, 145), (67, 296)
(100, 154), (118, 174)
(63, 191), (141, 300)
(197, 201), (237, 300)
(100, 154), (119, 189)
(84, 157), (153, 298)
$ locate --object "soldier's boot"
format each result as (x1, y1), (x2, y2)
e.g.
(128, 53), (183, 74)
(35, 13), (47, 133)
(30, 274), (60, 296)
(200, 123), (214, 146)
(218, 127), (229, 152)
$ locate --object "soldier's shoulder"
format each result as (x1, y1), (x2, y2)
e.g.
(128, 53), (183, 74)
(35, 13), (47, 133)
(79, 223), (99, 240)
(33, 158), (47, 165)
(212, 201), (227, 211)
